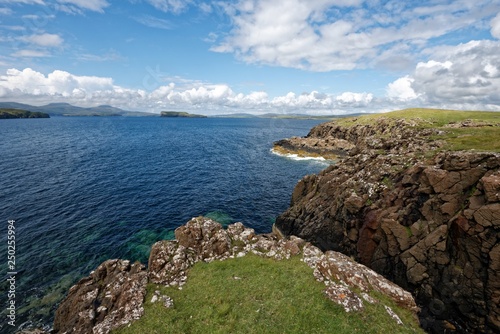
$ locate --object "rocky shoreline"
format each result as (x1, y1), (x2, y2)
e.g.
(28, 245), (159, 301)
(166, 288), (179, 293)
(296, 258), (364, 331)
(273, 116), (500, 333)
(19, 112), (499, 333)
(29, 217), (420, 334)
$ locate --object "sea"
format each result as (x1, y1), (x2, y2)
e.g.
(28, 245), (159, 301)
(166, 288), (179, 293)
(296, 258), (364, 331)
(0, 116), (331, 332)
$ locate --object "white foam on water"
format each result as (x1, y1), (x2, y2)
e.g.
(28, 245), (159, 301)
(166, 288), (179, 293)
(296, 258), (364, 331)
(270, 148), (331, 164)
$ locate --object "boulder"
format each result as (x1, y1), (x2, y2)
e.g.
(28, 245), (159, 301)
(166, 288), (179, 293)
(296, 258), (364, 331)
(53, 259), (147, 334)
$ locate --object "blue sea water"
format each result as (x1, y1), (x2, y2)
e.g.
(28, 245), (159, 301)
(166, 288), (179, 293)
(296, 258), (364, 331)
(0, 116), (329, 331)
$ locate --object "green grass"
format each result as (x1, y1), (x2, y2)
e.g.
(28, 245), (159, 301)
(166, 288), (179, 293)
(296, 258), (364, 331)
(113, 254), (422, 334)
(335, 108), (500, 152)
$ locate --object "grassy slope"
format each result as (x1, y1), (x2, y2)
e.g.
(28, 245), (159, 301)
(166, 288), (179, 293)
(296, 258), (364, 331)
(113, 255), (422, 334)
(336, 108), (500, 152)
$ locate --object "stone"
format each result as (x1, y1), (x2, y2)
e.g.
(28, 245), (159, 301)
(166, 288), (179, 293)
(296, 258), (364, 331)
(53, 259), (147, 334)
(175, 217), (231, 261)
(481, 173), (500, 202)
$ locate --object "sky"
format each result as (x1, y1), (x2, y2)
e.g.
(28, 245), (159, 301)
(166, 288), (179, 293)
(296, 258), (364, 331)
(0, 0), (499, 115)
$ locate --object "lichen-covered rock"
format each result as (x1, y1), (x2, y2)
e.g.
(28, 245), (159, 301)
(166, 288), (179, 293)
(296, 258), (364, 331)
(53, 259), (147, 334)
(174, 217), (231, 261)
(275, 118), (500, 333)
(148, 240), (197, 287)
(54, 217), (420, 333)
(302, 245), (418, 319)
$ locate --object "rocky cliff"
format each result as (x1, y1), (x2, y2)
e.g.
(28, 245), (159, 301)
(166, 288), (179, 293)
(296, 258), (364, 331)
(274, 113), (500, 333)
(49, 217), (420, 333)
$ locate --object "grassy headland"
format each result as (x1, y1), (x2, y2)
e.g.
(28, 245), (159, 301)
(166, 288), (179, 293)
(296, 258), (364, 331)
(336, 108), (500, 152)
(113, 254), (422, 334)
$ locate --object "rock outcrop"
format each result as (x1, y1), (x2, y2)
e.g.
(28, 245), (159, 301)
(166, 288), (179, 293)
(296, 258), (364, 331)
(149, 217), (418, 322)
(52, 217), (419, 333)
(53, 260), (148, 334)
(274, 118), (500, 333)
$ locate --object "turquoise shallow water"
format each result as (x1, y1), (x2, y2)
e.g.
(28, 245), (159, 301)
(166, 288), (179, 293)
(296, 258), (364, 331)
(0, 116), (328, 331)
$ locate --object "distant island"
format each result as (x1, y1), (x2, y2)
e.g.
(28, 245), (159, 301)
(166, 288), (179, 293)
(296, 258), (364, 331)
(0, 102), (157, 117)
(0, 108), (50, 119)
(160, 111), (208, 118)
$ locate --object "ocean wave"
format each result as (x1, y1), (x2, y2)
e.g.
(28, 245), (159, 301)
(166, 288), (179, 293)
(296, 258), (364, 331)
(270, 148), (331, 164)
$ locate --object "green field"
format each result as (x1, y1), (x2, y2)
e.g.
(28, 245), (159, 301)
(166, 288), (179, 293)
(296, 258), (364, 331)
(336, 108), (500, 152)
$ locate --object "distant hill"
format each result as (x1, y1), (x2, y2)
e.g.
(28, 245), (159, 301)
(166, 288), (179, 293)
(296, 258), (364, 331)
(160, 111), (208, 118)
(0, 108), (50, 119)
(0, 102), (157, 117)
(213, 112), (365, 120)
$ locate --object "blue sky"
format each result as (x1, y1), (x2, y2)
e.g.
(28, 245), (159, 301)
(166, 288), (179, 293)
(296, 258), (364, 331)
(0, 0), (500, 115)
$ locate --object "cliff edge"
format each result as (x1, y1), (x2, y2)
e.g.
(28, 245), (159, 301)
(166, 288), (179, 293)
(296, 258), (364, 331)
(274, 109), (500, 333)
(48, 217), (420, 334)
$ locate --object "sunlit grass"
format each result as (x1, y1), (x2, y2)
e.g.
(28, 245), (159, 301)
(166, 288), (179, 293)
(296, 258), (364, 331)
(113, 255), (423, 334)
(335, 108), (500, 152)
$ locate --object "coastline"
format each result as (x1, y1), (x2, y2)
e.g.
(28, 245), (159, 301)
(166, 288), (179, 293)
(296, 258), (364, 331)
(273, 109), (500, 333)
(15, 108), (500, 333)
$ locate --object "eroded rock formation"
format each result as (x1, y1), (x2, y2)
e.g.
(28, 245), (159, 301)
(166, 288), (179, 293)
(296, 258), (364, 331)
(274, 118), (500, 333)
(53, 260), (147, 334)
(52, 217), (419, 333)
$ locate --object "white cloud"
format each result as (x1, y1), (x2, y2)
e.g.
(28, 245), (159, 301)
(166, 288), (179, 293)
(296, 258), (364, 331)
(491, 13), (500, 39)
(134, 14), (173, 30)
(213, 0), (498, 72)
(76, 50), (123, 62)
(0, 7), (12, 14)
(387, 40), (500, 109)
(56, 0), (109, 13)
(0, 67), (382, 114)
(386, 76), (418, 101)
(11, 49), (49, 57)
(0, 0), (45, 4)
(20, 33), (63, 47)
(145, 0), (193, 14)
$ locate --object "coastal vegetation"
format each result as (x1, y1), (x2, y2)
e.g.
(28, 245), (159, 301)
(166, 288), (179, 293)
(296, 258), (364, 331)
(113, 254), (422, 334)
(273, 107), (500, 332)
(0, 108), (50, 119)
(336, 108), (500, 152)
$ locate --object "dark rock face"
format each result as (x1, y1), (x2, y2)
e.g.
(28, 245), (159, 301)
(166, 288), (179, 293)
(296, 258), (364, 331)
(53, 260), (147, 334)
(275, 119), (500, 333)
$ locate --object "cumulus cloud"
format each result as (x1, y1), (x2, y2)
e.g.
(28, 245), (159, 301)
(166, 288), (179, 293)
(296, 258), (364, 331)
(0, 67), (380, 114)
(387, 40), (500, 110)
(336, 92), (373, 106)
(387, 76), (418, 101)
(213, 0), (497, 72)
